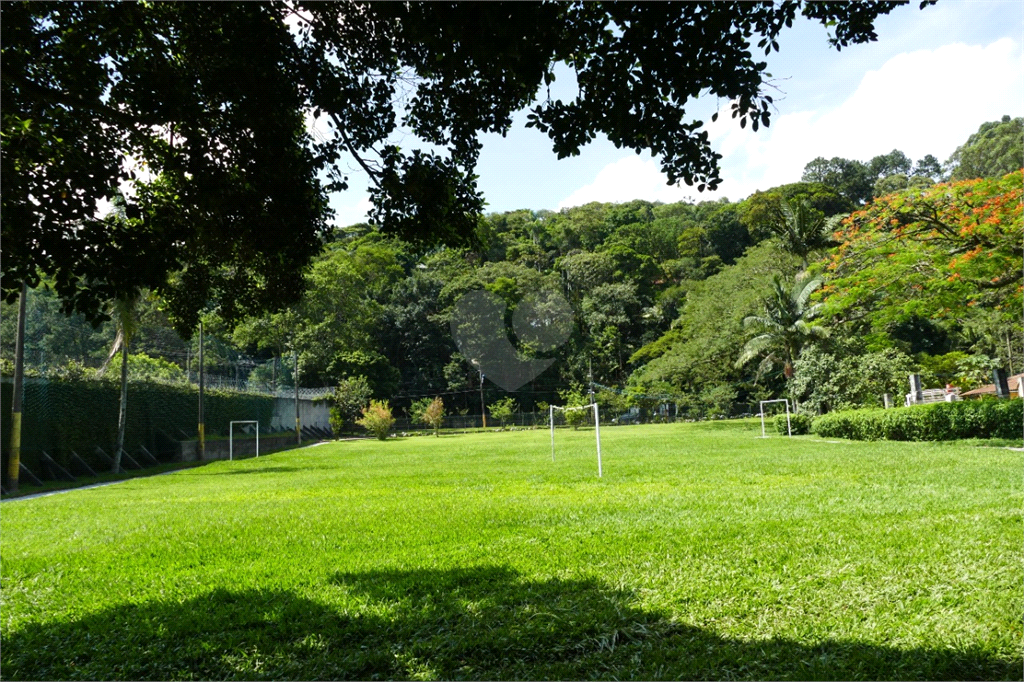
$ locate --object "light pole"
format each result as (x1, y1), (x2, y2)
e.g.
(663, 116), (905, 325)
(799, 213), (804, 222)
(479, 370), (487, 428)
(471, 359), (486, 428)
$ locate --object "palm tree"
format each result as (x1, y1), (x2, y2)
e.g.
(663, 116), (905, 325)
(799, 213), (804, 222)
(735, 275), (828, 389)
(95, 192), (142, 472)
(99, 291), (141, 473)
(771, 198), (843, 269)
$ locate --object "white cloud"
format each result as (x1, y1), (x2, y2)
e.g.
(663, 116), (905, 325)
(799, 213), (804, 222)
(557, 155), (703, 208)
(561, 39), (1024, 208)
(332, 195), (372, 227)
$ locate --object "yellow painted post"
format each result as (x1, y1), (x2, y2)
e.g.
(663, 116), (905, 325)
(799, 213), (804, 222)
(294, 349), (301, 445)
(7, 283), (27, 493)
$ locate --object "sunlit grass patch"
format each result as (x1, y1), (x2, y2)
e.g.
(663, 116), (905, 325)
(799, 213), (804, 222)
(2, 421), (1020, 680)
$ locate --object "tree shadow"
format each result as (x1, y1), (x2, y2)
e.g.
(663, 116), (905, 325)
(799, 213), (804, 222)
(2, 566), (1016, 680)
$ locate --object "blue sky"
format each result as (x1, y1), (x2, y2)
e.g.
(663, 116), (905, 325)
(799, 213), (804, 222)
(328, 1), (1024, 225)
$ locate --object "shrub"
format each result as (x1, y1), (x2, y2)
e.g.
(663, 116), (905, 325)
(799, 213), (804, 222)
(488, 397), (517, 428)
(558, 385), (589, 430)
(774, 413), (812, 435)
(330, 376), (372, 435)
(356, 400), (396, 441)
(418, 397), (445, 437)
(811, 398), (1022, 441)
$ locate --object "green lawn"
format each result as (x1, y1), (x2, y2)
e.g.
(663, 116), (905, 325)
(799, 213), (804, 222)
(1, 420), (1021, 680)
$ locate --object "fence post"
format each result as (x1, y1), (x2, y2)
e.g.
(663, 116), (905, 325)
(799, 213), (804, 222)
(6, 282), (27, 492)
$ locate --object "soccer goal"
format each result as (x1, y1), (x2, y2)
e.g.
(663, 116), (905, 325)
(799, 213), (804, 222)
(549, 403), (603, 477)
(229, 420), (259, 461)
(758, 399), (791, 438)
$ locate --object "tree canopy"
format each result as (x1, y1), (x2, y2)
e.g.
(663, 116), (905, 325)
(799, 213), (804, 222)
(819, 170), (1023, 332)
(946, 115), (1024, 182)
(2, 0), (929, 330)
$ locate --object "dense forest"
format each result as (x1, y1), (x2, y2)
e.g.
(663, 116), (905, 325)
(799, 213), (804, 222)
(3, 116), (1021, 421)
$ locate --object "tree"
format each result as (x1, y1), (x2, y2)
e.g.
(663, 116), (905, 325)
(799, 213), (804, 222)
(735, 274), (828, 384)
(742, 182), (853, 242)
(868, 149), (913, 179)
(820, 171), (1023, 331)
(630, 241), (801, 403)
(356, 400), (395, 441)
(872, 173), (933, 198)
(330, 375), (372, 435)
(801, 157), (874, 205)
(420, 397), (445, 437)
(791, 345), (914, 413)
(946, 116), (1024, 181)
(2, 3), (333, 333)
(557, 384), (590, 430)
(769, 198), (842, 269)
(3, 2), (928, 326)
(98, 291), (141, 473)
(488, 397), (518, 429)
(913, 154), (943, 180)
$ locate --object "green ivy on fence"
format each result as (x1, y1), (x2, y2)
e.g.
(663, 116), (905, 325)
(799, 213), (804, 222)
(1, 379), (274, 473)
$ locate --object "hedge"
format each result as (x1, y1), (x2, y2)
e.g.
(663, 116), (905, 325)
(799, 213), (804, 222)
(774, 413), (812, 435)
(810, 398), (1023, 441)
(1, 378), (274, 474)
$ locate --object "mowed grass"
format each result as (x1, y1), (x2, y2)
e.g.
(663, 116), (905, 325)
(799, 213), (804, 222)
(1, 421), (1021, 680)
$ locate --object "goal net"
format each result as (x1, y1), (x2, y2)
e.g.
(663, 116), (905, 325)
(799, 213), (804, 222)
(758, 399), (792, 438)
(549, 404), (603, 477)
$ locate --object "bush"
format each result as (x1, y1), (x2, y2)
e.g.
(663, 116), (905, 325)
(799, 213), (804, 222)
(774, 413), (812, 435)
(330, 376), (372, 435)
(356, 400), (395, 440)
(418, 397), (445, 437)
(488, 397), (517, 428)
(811, 398), (1023, 441)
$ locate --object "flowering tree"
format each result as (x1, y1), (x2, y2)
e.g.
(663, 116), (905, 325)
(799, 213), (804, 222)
(820, 171), (1023, 330)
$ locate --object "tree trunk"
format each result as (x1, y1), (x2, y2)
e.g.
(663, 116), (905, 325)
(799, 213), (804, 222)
(113, 339), (128, 473)
(1006, 331), (1015, 376)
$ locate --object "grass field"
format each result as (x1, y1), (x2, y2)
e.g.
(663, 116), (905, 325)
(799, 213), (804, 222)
(1, 420), (1021, 680)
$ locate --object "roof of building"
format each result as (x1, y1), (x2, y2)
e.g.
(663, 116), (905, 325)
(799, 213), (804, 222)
(960, 373), (1024, 398)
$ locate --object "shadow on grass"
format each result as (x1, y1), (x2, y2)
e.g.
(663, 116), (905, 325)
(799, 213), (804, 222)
(2, 566), (1016, 681)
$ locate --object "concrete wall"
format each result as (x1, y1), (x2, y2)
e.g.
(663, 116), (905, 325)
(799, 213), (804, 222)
(271, 397), (331, 432)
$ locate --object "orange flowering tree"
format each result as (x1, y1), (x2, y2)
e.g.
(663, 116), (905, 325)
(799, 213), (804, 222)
(818, 170), (1023, 332)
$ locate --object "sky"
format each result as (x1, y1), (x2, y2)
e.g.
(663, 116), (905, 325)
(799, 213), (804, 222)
(327, 1), (1024, 226)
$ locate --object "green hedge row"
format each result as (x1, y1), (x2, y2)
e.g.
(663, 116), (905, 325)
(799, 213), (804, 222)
(1, 379), (275, 473)
(810, 398), (1023, 441)
(773, 413), (812, 435)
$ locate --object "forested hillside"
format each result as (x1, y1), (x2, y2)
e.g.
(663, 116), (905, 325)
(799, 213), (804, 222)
(3, 118), (1021, 421)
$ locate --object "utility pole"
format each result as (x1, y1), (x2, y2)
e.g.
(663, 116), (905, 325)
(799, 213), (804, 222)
(6, 283), (27, 493)
(479, 370), (487, 428)
(294, 348), (301, 445)
(198, 320), (205, 459)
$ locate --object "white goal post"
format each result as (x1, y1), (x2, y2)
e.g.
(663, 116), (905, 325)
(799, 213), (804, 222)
(549, 403), (603, 477)
(758, 399), (791, 438)
(229, 420), (259, 461)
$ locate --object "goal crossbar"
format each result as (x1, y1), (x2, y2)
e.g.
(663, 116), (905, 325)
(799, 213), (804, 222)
(549, 404), (602, 477)
(758, 399), (791, 438)
(229, 420), (260, 461)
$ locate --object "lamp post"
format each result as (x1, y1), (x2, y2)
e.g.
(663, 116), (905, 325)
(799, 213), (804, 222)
(471, 359), (486, 428)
